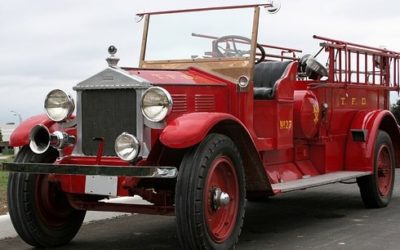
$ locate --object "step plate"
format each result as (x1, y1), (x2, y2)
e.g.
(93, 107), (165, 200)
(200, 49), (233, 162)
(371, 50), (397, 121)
(271, 171), (371, 193)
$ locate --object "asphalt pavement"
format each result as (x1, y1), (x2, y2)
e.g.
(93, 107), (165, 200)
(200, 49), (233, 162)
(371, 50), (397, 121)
(1, 171), (400, 250)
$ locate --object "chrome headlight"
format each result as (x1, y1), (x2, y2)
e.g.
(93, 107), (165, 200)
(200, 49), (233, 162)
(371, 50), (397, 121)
(115, 132), (140, 161)
(44, 89), (75, 122)
(141, 87), (172, 123)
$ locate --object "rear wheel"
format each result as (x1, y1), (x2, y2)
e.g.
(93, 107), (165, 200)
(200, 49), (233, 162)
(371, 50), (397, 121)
(175, 134), (246, 250)
(357, 130), (395, 208)
(7, 147), (86, 247)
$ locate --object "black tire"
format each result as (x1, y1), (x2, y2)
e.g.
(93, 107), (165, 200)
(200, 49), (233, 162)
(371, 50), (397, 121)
(357, 130), (395, 208)
(7, 147), (86, 247)
(246, 191), (270, 202)
(175, 134), (246, 250)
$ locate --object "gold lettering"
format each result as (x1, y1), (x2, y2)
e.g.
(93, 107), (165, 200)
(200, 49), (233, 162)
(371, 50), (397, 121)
(280, 120), (285, 129)
(340, 97), (346, 105)
(167, 74), (176, 80)
(182, 75), (192, 80)
(313, 105), (319, 124)
(361, 97), (367, 105)
(279, 120), (293, 130)
(151, 74), (165, 80)
(340, 96), (368, 106)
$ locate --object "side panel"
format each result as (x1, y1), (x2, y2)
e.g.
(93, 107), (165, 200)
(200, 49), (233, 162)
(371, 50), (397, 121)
(345, 110), (399, 171)
(252, 62), (297, 149)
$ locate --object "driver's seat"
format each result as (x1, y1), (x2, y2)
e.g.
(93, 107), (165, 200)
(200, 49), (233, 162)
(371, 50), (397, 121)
(253, 61), (291, 99)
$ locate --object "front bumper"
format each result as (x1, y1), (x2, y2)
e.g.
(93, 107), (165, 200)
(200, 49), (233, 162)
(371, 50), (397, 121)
(2, 163), (178, 178)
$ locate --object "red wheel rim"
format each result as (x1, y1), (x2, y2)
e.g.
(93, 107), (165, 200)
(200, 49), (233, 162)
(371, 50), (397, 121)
(376, 145), (393, 197)
(204, 156), (239, 243)
(35, 175), (74, 229)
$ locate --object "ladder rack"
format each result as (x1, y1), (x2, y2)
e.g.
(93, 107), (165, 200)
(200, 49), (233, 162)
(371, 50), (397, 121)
(314, 35), (400, 91)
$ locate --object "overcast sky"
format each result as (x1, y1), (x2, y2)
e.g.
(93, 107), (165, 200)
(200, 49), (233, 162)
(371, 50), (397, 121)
(1, 0), (400, 123)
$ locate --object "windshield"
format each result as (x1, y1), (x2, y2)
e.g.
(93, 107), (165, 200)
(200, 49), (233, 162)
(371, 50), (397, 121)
(144, 8), (255, 61)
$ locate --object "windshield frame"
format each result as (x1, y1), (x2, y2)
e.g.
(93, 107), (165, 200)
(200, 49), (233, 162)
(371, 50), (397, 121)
(137, 4), (263, 81)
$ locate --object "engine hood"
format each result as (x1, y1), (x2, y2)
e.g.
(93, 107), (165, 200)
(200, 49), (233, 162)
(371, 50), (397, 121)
(123, 67), (228, 86)
(74, 66), (227, 91)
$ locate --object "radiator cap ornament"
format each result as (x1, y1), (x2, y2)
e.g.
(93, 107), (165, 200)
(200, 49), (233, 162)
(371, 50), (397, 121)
(106, 45), (120, 67)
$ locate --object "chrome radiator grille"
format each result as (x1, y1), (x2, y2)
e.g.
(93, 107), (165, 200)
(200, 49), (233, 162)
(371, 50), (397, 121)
(80, 89), (137, 156)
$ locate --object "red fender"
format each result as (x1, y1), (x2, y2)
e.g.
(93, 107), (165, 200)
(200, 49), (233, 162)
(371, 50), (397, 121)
(160, 112), (251, 149)
(345, 110), (399, 171)
(10, 114), (58, 147)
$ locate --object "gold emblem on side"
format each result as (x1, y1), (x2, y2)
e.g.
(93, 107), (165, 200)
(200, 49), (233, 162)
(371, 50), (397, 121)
(313, 104), (319, 124)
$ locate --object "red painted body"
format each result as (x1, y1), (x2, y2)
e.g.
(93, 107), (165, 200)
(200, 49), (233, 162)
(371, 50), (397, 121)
(9, 7), (400, 217)
(8, 5), (400, 250)
(160, 113), (247, 148)
(126, 68), (229, 85)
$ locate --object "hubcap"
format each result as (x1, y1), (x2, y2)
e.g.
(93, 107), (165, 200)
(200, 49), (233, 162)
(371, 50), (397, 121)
(204, 156), (239, 243)
(376, 145), (392, 197)
(212, 188), (231, 210)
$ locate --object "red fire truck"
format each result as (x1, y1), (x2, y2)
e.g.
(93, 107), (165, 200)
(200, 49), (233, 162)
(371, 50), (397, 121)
(3, 2), (400, 249)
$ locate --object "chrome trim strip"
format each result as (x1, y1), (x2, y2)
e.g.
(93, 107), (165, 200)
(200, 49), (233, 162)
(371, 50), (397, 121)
(2, 162), (178, 179)
(135, 88), (150, 157)
(73, 90), (84, 155)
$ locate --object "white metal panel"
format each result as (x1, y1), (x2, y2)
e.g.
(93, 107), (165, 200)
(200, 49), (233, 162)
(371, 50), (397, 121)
(85, 175), (118, 196)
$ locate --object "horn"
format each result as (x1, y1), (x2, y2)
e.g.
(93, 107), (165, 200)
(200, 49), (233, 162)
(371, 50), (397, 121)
(29, 125), (51, 154)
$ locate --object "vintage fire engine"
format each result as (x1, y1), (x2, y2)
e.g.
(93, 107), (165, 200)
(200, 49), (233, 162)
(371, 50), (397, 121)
(3, 2), (400, 249)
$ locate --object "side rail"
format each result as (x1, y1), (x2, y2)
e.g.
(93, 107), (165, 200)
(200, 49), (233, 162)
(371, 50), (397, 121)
(314, 35), (400, 90)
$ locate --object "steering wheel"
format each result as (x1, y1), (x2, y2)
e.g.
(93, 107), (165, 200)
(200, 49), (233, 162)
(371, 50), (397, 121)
(213, 35), (266, 64)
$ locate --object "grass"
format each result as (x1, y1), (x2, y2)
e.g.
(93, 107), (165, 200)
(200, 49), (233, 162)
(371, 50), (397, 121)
(0, 155), (14, 214)
(0, 171), (7, 194)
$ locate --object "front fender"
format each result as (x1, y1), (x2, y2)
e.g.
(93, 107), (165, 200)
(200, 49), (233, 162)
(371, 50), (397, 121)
(10, 114), (58, 147)
(345, 110), (399, 171)
(160, 112), (247, 149)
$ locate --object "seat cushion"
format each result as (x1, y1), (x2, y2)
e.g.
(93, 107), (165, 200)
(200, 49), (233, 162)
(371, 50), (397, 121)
(253, 61), (291, 99)
(254, 87), (274, 99)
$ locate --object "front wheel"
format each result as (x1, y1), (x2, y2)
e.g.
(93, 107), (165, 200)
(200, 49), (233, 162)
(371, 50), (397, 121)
(7, 147), (86, 247)
(175, 134), (246, 250)
(357, 130), (395, 208)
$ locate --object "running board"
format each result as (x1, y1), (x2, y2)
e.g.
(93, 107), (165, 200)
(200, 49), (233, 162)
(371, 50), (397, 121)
(271, 171), (371, 193)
